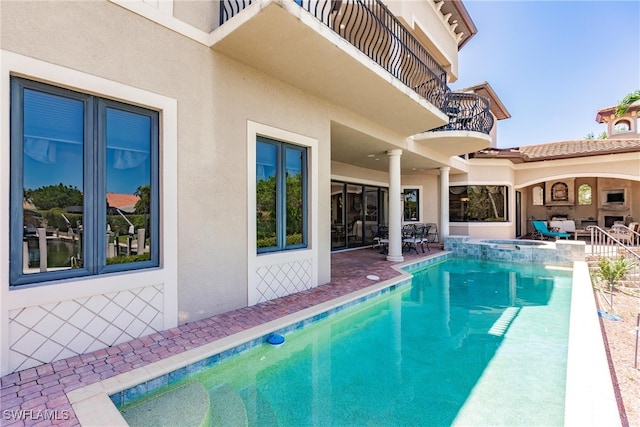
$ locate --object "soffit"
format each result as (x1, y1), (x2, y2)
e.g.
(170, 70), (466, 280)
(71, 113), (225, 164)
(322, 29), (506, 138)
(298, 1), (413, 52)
(438, 0), (477, 50)
(331, 122), (452, 174)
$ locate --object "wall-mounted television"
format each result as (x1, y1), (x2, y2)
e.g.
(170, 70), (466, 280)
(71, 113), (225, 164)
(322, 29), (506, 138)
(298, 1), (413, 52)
(606, 191), (624, 203)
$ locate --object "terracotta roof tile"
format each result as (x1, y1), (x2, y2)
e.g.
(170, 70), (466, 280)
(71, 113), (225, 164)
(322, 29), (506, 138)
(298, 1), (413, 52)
(106, 193), (140, 210)
(519, 139), (640, 161)
(474, 138), (640, 162)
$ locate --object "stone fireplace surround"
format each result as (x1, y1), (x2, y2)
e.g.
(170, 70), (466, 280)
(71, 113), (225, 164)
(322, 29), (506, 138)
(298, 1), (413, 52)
(541, 178), (632, 228)
(598, 179), (631, 228)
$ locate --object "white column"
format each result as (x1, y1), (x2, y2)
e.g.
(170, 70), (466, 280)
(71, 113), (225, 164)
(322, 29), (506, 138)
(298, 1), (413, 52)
(439, 167), (450, 240)
(387, 149), (404, 262)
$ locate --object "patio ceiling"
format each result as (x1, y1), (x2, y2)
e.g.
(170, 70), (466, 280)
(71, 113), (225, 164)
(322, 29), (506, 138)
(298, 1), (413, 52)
(331, 122), (453, 175)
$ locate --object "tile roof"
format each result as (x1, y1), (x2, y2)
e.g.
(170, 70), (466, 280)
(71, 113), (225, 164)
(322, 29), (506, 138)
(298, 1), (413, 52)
(106, 192), (140, 210)
(474, 138), (640, 163)
(595, 104), (640, 123)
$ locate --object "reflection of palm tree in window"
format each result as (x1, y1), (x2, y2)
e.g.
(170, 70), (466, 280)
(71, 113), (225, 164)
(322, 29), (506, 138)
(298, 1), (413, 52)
(486, 186), (500, 219)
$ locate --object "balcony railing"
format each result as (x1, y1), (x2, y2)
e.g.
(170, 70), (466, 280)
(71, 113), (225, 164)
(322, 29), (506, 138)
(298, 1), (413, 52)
(429, 92), (494, 134)
(220, 0), (450, 111)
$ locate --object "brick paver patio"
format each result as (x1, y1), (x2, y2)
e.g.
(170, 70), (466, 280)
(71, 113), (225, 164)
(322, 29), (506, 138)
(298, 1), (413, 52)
(0, 247), (442, 426)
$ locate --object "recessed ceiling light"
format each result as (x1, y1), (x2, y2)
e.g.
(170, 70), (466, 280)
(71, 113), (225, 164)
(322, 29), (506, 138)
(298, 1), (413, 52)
(367, 154), (375, 158)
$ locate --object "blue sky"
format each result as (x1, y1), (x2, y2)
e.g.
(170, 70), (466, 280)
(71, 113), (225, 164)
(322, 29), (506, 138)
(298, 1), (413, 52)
(451, 0), (640, 148)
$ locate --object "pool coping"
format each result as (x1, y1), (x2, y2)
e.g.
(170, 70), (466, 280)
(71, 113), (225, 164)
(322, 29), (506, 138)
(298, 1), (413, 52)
(65, 254), (621, 426)
(67, 253), (444, 425)
(564, 261), (621, 426)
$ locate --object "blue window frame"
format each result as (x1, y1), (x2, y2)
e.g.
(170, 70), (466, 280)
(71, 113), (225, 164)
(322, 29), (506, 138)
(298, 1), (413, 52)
(256, 136), (307, 253)
(10, 77), (159, 286)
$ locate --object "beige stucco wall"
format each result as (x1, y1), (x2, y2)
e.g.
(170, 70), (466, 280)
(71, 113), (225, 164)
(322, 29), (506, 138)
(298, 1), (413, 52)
(401, 174), (440, 228)
(457, 155), (640, 237)
(173, 0), (220, 32)
(0, 0), (337, 326)
(513, 153), (640, 188)
(4, 0), (455, 328)
(447, 161), (516, 239)
(388, 1), (460, 81)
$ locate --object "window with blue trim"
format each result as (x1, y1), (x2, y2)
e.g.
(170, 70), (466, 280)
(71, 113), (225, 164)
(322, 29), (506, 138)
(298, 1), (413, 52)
(256, 136), (307, 253)
(10, 77), (159, 286)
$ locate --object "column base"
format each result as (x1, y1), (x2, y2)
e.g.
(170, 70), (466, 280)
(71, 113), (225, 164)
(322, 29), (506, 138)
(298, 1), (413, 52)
(386, 254), (404, 262)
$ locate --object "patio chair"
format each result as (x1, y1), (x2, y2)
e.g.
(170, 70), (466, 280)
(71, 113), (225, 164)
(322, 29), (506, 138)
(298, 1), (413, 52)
(628, 222), (640, 245)
(371, 224), (383, 249)
(609, 224), (633, 245)
(531, 220), (571, 240)
(424, 223), (438, 244)
(376, 225), (389, 254)
(403, 224), (429, 254)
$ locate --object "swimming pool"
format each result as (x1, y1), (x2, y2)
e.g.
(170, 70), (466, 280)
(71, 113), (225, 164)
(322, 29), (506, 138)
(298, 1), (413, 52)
(116, 257), (573, 426)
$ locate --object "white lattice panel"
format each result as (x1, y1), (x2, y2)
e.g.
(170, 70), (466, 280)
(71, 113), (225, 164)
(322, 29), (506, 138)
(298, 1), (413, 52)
(255, 259), (313, 303)
(8, 285), (164, 372)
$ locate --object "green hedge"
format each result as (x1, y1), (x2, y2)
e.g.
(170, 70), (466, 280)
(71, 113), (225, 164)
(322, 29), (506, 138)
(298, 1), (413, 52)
(106, 253), (151, 265)
(257, 234), (303, 248)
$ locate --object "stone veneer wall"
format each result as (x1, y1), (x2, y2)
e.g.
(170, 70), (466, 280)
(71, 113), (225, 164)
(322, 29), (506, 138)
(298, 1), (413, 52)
(444, 236), (585, 265)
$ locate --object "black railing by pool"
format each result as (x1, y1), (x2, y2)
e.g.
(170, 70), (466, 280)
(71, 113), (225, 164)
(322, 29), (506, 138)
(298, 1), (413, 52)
(429, 92), (494, 134)
(220, 0), (450, 111)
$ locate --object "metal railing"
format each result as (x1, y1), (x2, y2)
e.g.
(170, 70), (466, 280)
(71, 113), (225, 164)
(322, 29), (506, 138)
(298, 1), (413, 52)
(220, 0), (450, 111)
(587, 225), (640, 290)
(428, 92), (494, 134)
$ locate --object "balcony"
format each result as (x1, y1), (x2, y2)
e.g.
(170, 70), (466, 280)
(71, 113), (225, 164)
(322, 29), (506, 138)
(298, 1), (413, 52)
(434, 92), (494, 134)
(414, 92), (494, 156)
(214, 0), (450, 135)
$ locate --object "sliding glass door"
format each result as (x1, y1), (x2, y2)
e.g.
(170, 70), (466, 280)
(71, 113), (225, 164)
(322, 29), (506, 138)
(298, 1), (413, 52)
(331, 181), (388, 250)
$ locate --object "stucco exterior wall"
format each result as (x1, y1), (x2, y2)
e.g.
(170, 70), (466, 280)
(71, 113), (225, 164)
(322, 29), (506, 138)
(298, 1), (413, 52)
(388, 1), (460, 81)
(401, 174), (440, 228)
(447, 162), (515, 239)
(173, 0), (220, 32)
(513, 153), (640, 188)
(0, 0), (338, 317)
(4, 0), (451, 374)
(0, 0), (358, 373)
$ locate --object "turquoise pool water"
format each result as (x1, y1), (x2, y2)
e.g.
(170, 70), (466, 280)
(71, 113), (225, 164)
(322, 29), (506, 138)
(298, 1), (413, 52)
(120, 257), (572, 426)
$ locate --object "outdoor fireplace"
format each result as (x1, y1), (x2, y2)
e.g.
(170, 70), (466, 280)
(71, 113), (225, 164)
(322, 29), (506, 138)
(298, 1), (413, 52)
(604, 216), (624, 228)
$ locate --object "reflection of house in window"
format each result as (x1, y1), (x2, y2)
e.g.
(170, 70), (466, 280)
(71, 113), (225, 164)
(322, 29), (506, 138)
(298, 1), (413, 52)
(551, 182), (568, 201)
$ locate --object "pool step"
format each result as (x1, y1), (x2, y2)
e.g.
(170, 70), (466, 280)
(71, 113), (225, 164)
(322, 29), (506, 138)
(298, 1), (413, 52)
(487, 307), (521, 337)
(209, 383), (249, 427)
(120, 381), (211, 427)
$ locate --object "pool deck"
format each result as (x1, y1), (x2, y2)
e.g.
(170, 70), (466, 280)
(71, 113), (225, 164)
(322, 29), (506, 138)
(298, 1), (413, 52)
(0, 245), (622, 426)
(0, 247), (442, 426)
